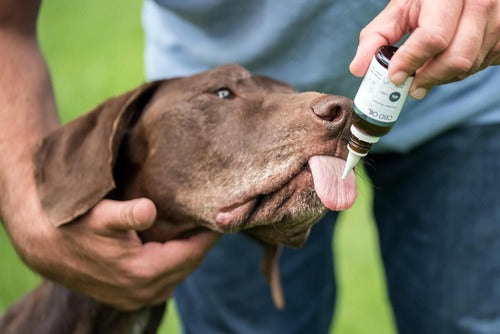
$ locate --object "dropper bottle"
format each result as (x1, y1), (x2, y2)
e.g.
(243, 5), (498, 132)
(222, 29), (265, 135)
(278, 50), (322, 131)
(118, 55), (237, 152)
(341, 45), (413, 180)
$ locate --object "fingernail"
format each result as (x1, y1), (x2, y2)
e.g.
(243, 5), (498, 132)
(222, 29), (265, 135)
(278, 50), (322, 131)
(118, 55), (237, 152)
(391, 71), (409, 85)
(411, 88), (427, 100)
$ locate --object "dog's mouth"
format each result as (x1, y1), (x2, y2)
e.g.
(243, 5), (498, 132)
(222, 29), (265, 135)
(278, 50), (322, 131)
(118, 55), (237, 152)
(214, 155), (357, 233)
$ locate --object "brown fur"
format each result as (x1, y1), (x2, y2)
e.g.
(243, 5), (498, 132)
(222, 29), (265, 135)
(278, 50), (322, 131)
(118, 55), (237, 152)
(0, 65), (353, 333)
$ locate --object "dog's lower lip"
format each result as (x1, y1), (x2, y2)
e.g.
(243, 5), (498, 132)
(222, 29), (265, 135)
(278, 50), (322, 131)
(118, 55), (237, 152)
(215, 197), (259, 228)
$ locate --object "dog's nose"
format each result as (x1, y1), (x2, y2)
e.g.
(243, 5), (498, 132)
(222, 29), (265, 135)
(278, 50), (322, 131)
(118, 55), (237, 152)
(311, 95), (352, 123)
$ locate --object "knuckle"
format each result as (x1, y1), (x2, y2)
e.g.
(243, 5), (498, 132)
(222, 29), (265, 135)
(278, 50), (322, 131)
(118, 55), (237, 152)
(120, 205), (137, 229)
(417, 54), (477, 87)
(358, 26), (371, 42)
(447, 55), (475, 76)
(422, 28), (450, 52)
(398, 48), (422, 67)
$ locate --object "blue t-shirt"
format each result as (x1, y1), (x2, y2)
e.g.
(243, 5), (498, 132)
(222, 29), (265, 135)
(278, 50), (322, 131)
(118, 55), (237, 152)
(142, 0), (500, 153)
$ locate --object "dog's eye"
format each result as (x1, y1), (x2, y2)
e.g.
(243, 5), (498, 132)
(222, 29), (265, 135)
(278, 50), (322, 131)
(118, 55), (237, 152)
(215, 88), (234, 100)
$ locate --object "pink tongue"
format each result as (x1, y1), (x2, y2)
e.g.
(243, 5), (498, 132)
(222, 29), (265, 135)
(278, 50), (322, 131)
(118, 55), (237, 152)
(308, 156), (357, 211)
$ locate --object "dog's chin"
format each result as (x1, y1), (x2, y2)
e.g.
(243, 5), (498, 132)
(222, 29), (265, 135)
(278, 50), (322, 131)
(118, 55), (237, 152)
(213, 169), (327, 239)
(245, 190), (328, 247)
(245, 214), (322, 248)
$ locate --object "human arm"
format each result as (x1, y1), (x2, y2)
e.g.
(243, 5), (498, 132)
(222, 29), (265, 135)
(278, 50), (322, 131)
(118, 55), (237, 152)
(0, 0), (219, 311)
(349, 0), (500, 99)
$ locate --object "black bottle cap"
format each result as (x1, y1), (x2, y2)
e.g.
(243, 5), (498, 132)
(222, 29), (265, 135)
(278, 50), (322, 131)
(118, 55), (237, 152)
(375, 45), (398, 68)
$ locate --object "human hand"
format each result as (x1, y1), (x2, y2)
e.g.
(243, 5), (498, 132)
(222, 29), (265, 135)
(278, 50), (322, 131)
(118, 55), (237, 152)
(0, 0), (219, 312)
(9, 196), (219, 311)
(350, 0), (500, 99)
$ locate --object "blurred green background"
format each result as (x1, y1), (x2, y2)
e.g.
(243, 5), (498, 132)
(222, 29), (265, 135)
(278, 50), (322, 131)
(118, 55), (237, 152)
(0, 1), (396, 333)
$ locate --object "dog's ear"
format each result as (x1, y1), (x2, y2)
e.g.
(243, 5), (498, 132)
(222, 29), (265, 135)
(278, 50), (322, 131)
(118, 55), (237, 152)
(35, 81), (162, 226)
(261, 243), (285, 310)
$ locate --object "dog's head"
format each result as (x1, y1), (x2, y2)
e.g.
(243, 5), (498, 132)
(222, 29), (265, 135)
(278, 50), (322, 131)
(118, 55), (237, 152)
(35, 65), (357, 247)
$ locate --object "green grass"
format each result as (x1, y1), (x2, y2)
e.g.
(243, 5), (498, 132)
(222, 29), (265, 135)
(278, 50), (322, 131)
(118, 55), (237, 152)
(332, 170), (396, 334)
(0, 1), (395, 333)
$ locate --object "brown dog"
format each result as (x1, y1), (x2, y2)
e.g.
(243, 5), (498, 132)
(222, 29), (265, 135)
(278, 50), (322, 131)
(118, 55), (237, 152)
(0, 65), (357, 333)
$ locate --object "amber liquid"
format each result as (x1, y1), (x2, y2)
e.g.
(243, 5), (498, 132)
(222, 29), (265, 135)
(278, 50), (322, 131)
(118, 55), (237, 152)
(352, 109), (393, 137)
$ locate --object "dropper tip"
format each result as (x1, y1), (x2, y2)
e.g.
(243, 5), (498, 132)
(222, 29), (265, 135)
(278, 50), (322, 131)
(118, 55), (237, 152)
(341, 150), (362, 181)
(341, 166), (352, 180)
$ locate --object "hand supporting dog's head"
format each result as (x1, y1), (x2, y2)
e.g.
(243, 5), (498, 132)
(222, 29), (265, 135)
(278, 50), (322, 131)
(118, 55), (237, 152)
(35, 64), (357, 247)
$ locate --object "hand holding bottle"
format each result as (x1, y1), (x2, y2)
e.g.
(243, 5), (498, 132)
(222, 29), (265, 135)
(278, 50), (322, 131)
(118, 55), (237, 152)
(349, 0), (500, 99)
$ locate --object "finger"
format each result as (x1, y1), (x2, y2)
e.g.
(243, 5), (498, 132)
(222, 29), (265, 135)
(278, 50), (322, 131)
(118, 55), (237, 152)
(137, 232), (221, 303)
(409, 0), (488, 98)
(389, 0), (464, 84)
(88, 198), (157, 233)
(132, 230), (220, 277)
(350, 3), (405, 77)
(152, 230), (220, 271)
(350, 31), (393, 77)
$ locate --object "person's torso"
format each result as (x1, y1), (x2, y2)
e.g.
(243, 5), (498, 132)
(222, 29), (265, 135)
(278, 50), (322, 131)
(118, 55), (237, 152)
(143, 0), (500, 152)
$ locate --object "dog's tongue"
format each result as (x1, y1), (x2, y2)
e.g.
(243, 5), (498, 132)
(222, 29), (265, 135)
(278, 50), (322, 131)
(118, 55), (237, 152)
(308, 156), (357, 211)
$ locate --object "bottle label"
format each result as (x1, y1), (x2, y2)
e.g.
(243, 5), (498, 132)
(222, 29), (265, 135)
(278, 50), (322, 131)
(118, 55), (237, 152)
(353, 56), (413, 126)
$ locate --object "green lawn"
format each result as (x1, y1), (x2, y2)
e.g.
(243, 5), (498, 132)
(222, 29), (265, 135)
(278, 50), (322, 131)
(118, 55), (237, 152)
(0, 1), (396, 333)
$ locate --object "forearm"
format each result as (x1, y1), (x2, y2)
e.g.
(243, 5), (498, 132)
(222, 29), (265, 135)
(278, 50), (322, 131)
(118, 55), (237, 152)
(0, 4), (59, 239)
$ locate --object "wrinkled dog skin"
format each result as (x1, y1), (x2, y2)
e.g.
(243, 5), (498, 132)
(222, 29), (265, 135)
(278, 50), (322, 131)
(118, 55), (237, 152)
(0, 65), (357, 334)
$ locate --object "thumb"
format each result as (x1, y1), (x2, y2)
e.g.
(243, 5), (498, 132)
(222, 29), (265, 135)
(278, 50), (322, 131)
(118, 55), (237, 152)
(88, 198), (157, 233)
